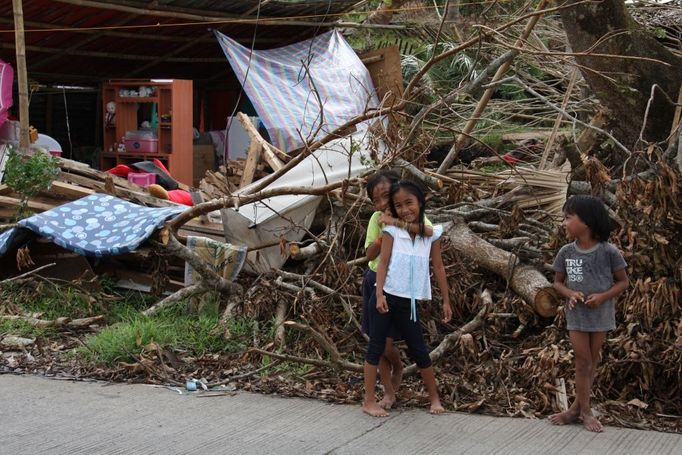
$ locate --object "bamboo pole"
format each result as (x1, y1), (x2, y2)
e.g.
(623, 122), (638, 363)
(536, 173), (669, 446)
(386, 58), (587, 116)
(0, 43), (225, 63)
(436, 0), (549, 174)
(53, 0), (406, 29)
(12, 0), (30, 152)
(539, 67), (578, 169)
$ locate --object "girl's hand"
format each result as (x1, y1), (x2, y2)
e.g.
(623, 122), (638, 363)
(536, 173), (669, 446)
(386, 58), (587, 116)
(374, 236), (382, 247)
(376, 294), (389, 314)
(567, 291), (585, 310)
(585, 293), (606, 307)
(378, 213), (396, 227)
(442, 303), (452, 323)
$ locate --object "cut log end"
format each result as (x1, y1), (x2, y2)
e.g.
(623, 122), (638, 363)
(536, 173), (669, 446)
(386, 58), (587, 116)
(289, 244), (301, 257)
(533, 287), (559, 318)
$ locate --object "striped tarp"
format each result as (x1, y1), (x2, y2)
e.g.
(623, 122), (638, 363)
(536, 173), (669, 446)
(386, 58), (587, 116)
(216, 30), (379, 152)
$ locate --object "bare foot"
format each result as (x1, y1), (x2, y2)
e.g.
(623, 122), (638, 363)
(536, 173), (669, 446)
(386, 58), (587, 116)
(362, 400), (389, 417)
(429, 399), (446, 415)
(391, 365), (403, 392)
(548, 409), (579, 425)
(581, 413), (603, 432)
(378, 394), (396, 410)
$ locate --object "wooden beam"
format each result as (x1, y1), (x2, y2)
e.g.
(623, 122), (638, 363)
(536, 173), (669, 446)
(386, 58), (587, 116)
(0, 17), (282, 45)
(239, 139), (262, 188)
(127, 0), (278, 78)
(48, 180), (95, 199)
(30, 14), (140, 71)
(236, 112), (286, 171)
(12, 0), (30, 152)
(52, 0), (406, 29)
(0, 43), (224, 63)
(0, 194), (54, 212)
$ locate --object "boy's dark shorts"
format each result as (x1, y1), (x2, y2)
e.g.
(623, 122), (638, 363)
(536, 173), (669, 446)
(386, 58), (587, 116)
(361, 269), (401, 341)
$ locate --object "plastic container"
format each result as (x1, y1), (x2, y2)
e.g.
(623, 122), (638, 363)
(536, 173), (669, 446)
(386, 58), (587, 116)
(33, 133), (63, 156)
(124, 130), (158, 154)
(127, 172), (156, 187)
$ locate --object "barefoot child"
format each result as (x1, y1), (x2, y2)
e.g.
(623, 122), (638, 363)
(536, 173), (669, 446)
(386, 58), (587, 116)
(549, 195), (629, 432)
(363, 180), (451, 417)
(363, 171), (433, 409)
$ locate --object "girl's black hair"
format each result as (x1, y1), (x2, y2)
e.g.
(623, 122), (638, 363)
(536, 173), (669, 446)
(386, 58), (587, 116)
(389, 180), (427, 237)
(366, 170), (400, 202)
(563, 195), (612, 242)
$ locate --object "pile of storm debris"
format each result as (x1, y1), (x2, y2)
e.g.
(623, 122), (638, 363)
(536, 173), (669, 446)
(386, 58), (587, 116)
(1, 2), (681, 433)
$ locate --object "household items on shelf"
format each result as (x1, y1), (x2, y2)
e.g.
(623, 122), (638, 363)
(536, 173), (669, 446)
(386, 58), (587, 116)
(118, 85), (156, 98)
(101, 79), (193, 186)
(123, 130), (158, 154)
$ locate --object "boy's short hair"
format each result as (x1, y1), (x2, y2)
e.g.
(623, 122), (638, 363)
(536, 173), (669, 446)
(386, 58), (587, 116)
(366, 170), (400, 201)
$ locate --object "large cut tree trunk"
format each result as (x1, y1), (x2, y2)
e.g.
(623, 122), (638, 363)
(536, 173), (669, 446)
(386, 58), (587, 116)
(559, 0), (682, 148)
(445, 221), (558, 317)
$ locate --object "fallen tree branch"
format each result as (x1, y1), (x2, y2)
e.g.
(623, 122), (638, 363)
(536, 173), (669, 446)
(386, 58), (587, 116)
(251, 347), (363, 372)
(0, 314), (104, 329)
(142, 284), (204, 317)
(167, 178), (364, 234)
(276, 270), (362, 332)
(394, 158), (443, 191)
(0, 263), (56, 285)
(444, 221), (558, 317)
(405, 289), (493, 375)
(289, 242), (323, 260)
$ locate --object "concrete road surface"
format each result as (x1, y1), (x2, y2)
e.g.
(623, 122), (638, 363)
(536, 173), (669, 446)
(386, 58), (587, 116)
(1, 374), (679, 455)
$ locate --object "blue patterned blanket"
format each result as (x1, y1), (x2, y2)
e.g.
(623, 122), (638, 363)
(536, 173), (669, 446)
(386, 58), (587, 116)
(0, 194), (185, 257)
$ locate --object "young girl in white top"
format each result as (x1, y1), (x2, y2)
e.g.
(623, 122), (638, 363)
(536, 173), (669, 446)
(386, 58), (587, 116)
(362, 180), (452, 417)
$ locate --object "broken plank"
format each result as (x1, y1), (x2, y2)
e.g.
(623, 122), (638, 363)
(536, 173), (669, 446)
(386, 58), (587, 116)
(236, 112), (286, 171)
(44, 180), (95, 200)
(240, 139), (262, 188)
(0, 195), (54, 212)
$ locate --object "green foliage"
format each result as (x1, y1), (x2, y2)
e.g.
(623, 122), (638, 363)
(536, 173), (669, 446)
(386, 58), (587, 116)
(479, 161), (508, 173)
(2, 147), (60, 219)
(496, 83), (527, 101)
(652, 27), (667, 40)
(0, 283), (98, 320)
(0, 318), (52, 339)
(79, 310), (259, 366)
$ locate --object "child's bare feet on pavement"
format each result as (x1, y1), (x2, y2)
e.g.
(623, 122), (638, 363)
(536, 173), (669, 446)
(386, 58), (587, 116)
(581, 412), (603, 432)
(548, 408), (579, 425)
(378, 394), (396, 410)
(429, 399), (446, 414)
(362, 400), (389, 417)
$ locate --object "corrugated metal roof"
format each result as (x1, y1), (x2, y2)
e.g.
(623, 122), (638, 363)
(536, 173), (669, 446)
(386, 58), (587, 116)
(0, 0), (363, 85)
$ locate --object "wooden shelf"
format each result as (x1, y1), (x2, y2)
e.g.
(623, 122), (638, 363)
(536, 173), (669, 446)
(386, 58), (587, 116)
(115, 95), (159, 103)
(102, 152), (171, 159)
(101, 79), (193, 186)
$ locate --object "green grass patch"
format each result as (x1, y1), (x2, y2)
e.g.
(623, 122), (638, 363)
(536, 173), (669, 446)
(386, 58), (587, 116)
(0, 318), (53, 339)
(79, 309), (259, 366)
(0, 283), (99, 320)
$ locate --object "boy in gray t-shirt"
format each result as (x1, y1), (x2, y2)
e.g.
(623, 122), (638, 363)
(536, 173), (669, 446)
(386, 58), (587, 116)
(552, 242), (627, 331)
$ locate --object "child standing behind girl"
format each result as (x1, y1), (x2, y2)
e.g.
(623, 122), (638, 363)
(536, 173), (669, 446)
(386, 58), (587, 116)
(363, 171), (433, 410)
(549, 195), (629, 432)
(363, 180), (451, 417)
